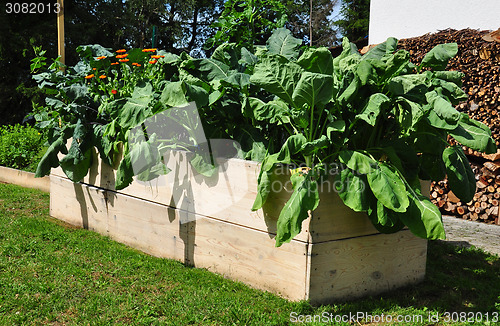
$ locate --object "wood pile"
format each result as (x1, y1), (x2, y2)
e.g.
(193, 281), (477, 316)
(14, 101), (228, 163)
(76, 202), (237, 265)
(398, 28), (500, 225)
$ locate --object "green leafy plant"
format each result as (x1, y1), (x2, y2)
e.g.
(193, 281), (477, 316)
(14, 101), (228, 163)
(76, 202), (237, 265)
(33, 29), (496, 248)
(190, 29), (495, 246)
(0, 124), (46, 170)
(206, 0), (289, 51)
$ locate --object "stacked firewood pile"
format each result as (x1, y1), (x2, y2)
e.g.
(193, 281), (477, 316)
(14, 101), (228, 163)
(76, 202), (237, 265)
(398, 28), (500, 225)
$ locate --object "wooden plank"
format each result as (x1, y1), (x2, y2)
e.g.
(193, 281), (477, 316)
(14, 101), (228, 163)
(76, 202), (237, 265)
(0, 166), (50, 192)
(106, 191), (185, 261)
(310, 189), (378, 243)
(186, 214), (309, 301)
(49, 175), (107, 234)
(56, 0), (65, 69)
(308, 230), (427, 305)
(52, 151), (432, 245)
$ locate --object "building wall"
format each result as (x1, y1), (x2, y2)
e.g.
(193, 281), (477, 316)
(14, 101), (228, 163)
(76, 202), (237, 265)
(369, 0), (500, 44)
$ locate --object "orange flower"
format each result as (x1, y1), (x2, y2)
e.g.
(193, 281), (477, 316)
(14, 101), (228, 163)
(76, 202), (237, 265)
(116, 49), (127, 53)
(111, 89), (117, 95)
(116, 54), (129, 59)
(142, 48), (157, 53)
(119, 59), (129, 62)
(96, 56), (106, 60)
(99, 75), (106, 79)
(132, 62), (141, 67)
(150, 55), (161, 59)
(149, 60), (157, 64)
(92, 67), (97, 70)
(84, 74), (94, 79)
(110, 62), (119, 65)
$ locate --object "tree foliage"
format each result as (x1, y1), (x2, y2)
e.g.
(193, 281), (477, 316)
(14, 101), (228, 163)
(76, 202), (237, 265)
(336, 0), (370, 42)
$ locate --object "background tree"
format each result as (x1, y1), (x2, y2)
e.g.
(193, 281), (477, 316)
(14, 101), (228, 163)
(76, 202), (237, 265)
(335, 0), (370, 42)
(205, 0), (289, 51)
(0, 0), (359, 126)
(287, 0), (340, 47)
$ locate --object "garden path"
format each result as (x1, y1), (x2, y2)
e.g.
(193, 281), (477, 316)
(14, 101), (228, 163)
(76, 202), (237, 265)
(442, 215), (500, 256)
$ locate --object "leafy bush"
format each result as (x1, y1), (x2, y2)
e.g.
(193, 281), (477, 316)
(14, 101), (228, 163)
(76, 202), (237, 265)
(0, 124), (46, 170)
(32, 29), (496, 247)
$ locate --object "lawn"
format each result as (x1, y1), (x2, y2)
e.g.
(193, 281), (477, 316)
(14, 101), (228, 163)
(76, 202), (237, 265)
(0, 182), (498, 325)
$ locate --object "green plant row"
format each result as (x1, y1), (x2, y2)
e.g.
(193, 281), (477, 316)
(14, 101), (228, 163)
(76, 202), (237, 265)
(32, 29), (496, 247)
(0, 124), (46, 171)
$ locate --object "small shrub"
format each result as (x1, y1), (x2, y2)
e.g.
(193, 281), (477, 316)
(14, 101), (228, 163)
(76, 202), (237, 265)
(0, 124), (46, 170)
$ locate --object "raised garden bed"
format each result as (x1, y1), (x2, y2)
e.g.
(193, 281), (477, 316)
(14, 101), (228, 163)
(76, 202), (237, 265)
(49, 150), (427, 304)
(0, 165), (50, 192)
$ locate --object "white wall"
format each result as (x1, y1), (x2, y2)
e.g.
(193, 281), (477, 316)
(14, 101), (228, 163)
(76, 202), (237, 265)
(369, 0), (500, 44)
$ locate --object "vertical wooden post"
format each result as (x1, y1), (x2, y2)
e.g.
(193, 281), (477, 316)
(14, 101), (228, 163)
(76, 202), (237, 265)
(57, 0), (65, 71)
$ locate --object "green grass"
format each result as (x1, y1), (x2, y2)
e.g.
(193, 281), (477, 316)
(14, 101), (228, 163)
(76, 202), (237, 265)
(0, 182), (499, 325)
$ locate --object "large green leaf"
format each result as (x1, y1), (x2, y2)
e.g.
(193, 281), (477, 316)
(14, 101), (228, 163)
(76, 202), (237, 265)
(115, 139), (161, 190)
(449, 113), (497, 153)
(433, 71), (464, 85)
(332, 37), (359, 74)
(426, 91), (461, 124)
(35, 134), (68, 178)
(442, 146), (476, 202)
(291, 71), (334, 108)
(211, 43), (241, 68)
(338, 150), (377, 174)
(396, 97), (426, 129)
(266, 28), (302, 61)
(221, 72), (251, 88)
(59, 120), (93, 182)
(432, 78), (467, 103)
(356, 93), (389, 126)
(337, 75), (360, 105)
(181, 58), (230, 83)
(367, 162), (409, 212)
(114, 82), (154, 129)
(250, 54), (303, 107)
(362, 37), (398, 60)
(326, 120), (346, 139)
(420, 43), (458, 71)
(248, 97), (289, 123)
(388, 73), (431, 102)
(368, 201), (405, 233)
(398, 185), (445, 240)
(299, 135), (329, 156)
(160, 81), (208, 109)
(240, 47), (258, 66)
(335, 168), (372, 212)
(297, 47), (334, 75)
(59, 146), (92, 182)
(251, 134), (307, 211)
(275, 172), (319, 247)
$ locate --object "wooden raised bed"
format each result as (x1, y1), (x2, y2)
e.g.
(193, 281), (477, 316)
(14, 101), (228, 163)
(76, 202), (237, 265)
(50, 150), (427, 304)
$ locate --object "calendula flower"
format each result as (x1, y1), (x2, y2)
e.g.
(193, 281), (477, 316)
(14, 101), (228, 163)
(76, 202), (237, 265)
(99, 75), (106, 79)
(150, 55), (161, 59)
(111, 89), (117, 95)
(119, 59), (129, 62)
(149, 60), (157, 64)
(96, 56), (106, 60)
(116, 49), (127, 53)
(92, 67), (97, 70)
(116, 54), (129, 59)
(142, 48), (157, 53)
(132, 62), (141, 67)
(84, 74), (94, 79)
(110, 62), (119, 65)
